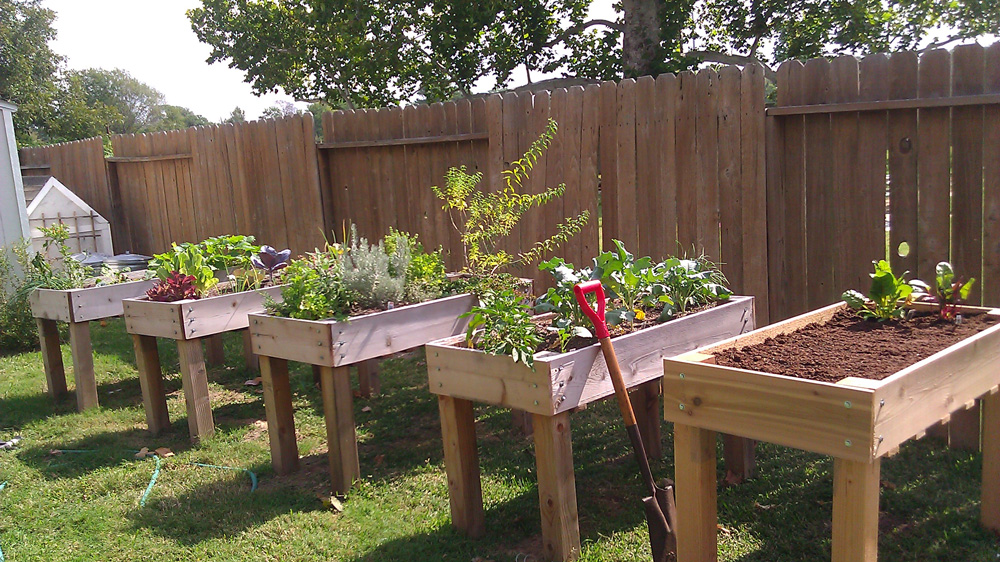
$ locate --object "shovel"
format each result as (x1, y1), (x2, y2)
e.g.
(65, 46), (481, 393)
(573, 280), (677, 562)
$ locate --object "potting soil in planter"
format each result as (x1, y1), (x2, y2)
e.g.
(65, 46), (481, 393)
(715, 310), (998, 383)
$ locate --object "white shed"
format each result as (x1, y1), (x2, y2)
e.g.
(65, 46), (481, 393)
(24, 175), (114, 259)
(0, 100), (29, 249)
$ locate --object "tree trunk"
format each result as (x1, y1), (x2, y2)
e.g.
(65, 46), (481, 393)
(623, 0), (662, 77)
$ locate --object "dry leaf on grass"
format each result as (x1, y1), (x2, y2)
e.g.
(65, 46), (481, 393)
(154, 447), (174, 458)
(134, 447), (150, 459)
(244, 378), (262, 386)
(319, 495), (344, 512)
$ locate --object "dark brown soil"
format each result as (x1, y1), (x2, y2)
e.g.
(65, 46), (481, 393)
(534, 301), (714, 354)
(714, 310), (998, 383)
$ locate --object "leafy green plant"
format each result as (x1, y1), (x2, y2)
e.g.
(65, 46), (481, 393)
(655, 254), (733, 318)
(0, 241), (43, 351)
(251, 245), (291, 284)
(842, 260), (914, 321)
(200, 234), (259, 271)
(36, 223), (91, 289)
(151, 244), (218, 297)
(384, 228), (447, 302)
(593, 240), (666, 326)
(535, 257), (597, 350)
(145, 272), (199, 302)
(432, 118), (589, 276)
(264, 251), (352, 321)
(462, 289), (541, 368)
(910, 261), (976, 322)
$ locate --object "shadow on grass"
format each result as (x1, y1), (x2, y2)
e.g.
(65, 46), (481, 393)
(127, 460), (322, 545)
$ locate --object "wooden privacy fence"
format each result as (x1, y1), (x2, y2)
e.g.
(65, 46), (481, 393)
(768, 42), (1000, 322)
(18, 41), (1000, 326)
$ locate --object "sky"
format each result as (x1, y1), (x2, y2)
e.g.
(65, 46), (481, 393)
(42, 0), (617, 122)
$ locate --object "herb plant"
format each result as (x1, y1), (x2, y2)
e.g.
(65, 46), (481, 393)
(342, 225), (408, 308)
(842, 260), (914, 321)
(431, 118), (589, 277)
(264, 252), (351, 321)
(35, 223), (91, 289)
(910, 261), (976, 322)
(462, 289), (541, 368)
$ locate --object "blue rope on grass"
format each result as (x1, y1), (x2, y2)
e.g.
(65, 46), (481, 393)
(138, 455), (162, 508)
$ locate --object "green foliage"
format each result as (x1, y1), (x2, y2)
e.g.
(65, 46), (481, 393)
(144, 104), (211, 132)
(264, 252), (352, 321)
(842, 260), (914, 321)
(432, 118), (589, 276)
(384, 228), (447, 303)
(0, 0), (61, 145)
(36, 223), (91, 289)
(200, 234), (260, 271)
(593, 239), (663, 326)
(342, 225), (408, 308)
(910, 261), (976, 322)
(151, 244), (218, 298)
(462, 289), (541, 368)
(0, 241), (42, 351)
(655, 254), (733, 317)
(535, 257), (597, 351)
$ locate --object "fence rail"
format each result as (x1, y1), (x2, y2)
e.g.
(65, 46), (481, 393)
(18, 41), (1000, 325)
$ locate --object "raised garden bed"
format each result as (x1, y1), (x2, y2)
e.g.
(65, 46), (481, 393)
(662, 301), (1000, 562)
(123, 285), (284, 439)
(426, 295), (755, 561)
(247, 292), (477, 490)
(30, 278), (156, 411)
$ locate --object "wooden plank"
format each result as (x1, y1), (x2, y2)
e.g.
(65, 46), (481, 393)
(831, 458), (880, 562)
(740, 64), (768, 324)
(68, 279), (156, 323)
(532, 412), (580, 562)
(429, 103), (451, 253)
(318, 131), (489, 149)
(37, 318), (67, 399)
(241, 328), (258, 371)
(320, 365), (359, 494)
(673, 423), (718, 562)
(132, 334), (170, 435)
(68, 321), (98, 411)
(579, 84), (601, 261)
(803, 58), (835, 309)
(249, 312), (334, 366)
(766, 92), (1000, 115)
(951, 43), (986, 304)
(872, 314), (1000, 455)
(663, 356), (875, 462)
(438, 395), (485, 537)
(615, 79), (638, 251)
(981, 390), (1000, 530)
(485, 93), (504, 196)
(177, 338), (214, 439)
(631, 377), (663, 459)
(599, 81), (619, 251)
(916, 49), (953, 282)
(829, 56), (863, 293)
(29, 288), (71, 322)
(300, 113), (325, 251)
(695, 69), (721, 261)
(123, 298), (183, 339)
(179, 285), (284, 339)
(887, 51), (920, 275)
(855, 54), (889, 292)
(717, 66), (743, 291)
(674, 71), (699, 250)
(562, 86), (586, 267)
(260, 355), (299, 474)
(542, 88), (565, 284)
(655, 74), (678, 261)
(105, 153), (192, 163)
(205, 333), (226, 366)
(634, 76), (657, 259)
(356, 359), (380, 397)
(385, 107), (411, 237)
(983, 43), (1000, 307)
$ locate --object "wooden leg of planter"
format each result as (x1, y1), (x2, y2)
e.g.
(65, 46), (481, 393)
(260, 356), (299, 474)
(37, 318), (67, 399)
(532, 412), (580, 562)
(511, 409), (534, 435)
(674, 423), (718, 562)
(311, 364), (322, 387)
(357, 359), (380, 398)
(177, 338), (214, 439)
(438, 395), (484, 537)
(205, 334), (226, 367)
(132, 334), (169, 434)
(632, 378), (662, 459)
(242, 329), (259, 372)
(722, 435), (756, 484)
(68, 320), (99, 411)
(831, 457), (880, 562)
(949, 401), (981, 451)
(980, 391), (1000, 530)
(320, 365), (359, 494)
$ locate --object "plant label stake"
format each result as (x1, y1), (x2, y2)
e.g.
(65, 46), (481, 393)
(573, 280), (677, 562)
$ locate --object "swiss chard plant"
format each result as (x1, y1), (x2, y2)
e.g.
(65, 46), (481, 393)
(909, 261), (976, 322)
(462, 289), (541, 368)
(145, 272), (199, 302)
(842, 260), (914, 321)
(432, 118), (589, 278)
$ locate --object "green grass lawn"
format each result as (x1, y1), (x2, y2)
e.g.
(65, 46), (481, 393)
(1, 319), (999, 561)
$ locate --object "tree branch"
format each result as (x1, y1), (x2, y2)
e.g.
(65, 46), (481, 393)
(543, 19), (624, 48)
(685, 49), (777, 82)
(919, 31), (980, 53)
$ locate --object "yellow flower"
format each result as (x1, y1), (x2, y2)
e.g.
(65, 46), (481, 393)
(634, 308), (646, 321)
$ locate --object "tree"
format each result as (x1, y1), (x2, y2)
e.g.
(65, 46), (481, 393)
(221, 106), (246, 124)
(144, 105), (211, 132)
(70, 68), (164, 134)
(189, 0), (1000, 108)
(0, 0), (62, 144)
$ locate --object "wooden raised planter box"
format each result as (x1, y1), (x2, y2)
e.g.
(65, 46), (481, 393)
(30, 279), (156, 411)
(426, 295), (755, 561)
(246, 293), (477, 491)
(123, 285), (284, 439)
(662, 301), (1000, 562)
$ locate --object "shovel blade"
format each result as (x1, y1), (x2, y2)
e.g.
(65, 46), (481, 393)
(643, 495), (674, 562)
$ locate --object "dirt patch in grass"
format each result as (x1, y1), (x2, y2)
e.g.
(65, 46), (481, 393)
(714, 310), (998, 383)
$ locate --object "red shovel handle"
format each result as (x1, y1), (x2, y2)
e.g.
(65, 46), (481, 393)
(573, 280), (610, 339)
